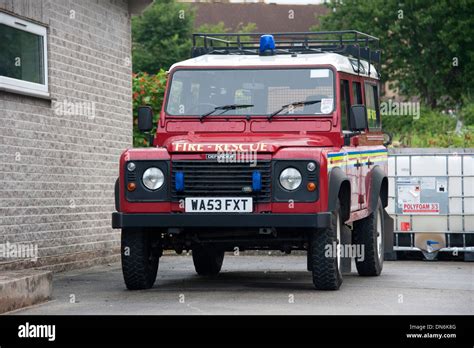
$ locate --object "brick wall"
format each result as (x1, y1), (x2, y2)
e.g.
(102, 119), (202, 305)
(0, 0), (132, 271)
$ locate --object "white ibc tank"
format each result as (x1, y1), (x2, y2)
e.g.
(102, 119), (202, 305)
(387, 148), (474, 259)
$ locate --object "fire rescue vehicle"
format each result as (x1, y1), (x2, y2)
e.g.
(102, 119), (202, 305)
(112, 31), (394, 290)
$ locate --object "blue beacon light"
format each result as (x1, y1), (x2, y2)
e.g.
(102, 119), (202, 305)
(259, 35), (275, 56)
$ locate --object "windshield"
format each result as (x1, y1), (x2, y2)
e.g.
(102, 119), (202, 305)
(166, 68), (335, 116)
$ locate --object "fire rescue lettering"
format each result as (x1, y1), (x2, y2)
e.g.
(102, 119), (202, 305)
(173, 143), (268, 152)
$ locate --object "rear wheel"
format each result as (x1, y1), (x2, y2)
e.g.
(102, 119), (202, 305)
(192, 246), (225, 276)
(353, 198), (384, 276)
(121, 228), (160, 290)
(309, 200), (343, 290)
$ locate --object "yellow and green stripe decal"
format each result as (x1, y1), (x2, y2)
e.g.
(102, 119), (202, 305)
(327, 149), (387, 169)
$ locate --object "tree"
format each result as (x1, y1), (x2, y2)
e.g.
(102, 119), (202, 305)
(196, 21), (257, 35)
(195, 21), (258, 47)
(132, 1), (258, 74)
(132, 0), (195, 73)
(312, 0), (474, 108)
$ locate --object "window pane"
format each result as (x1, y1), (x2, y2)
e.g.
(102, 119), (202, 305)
(340, 79), (350, 130)
(365, 83), (380, 129)
(167, 80), (183, 114)
(352, 82), (362, 104)
(0, 23), (44, 84)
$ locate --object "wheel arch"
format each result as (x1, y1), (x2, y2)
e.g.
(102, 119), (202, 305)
(367, 166), (394, 257)
(328, 167), (351, 222)
(369, 166), (388, 213)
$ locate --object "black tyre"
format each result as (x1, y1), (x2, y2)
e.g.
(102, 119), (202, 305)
(192, 246), (225, 276)
(353, 198), (384, 276)
(121, 228), (160, 290)
(309, 200), (343, 290)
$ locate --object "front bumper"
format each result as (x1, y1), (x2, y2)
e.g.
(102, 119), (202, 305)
(112, 212), (331, 229)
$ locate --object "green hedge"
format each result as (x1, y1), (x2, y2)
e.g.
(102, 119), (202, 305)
(382, 104), (473, 148)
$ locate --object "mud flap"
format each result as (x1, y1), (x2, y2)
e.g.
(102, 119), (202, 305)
(383, 209), (396, 261)
(340, 224), (352, 274)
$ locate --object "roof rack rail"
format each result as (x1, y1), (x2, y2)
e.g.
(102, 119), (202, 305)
(192, 31), (380, 76)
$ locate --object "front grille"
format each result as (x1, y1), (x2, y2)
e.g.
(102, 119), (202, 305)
(171, 160), (271, 202)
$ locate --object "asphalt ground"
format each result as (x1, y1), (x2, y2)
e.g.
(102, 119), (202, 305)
(11, 255), (473, 315)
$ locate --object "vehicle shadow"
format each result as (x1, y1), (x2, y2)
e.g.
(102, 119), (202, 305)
(153, 270), (359, 292)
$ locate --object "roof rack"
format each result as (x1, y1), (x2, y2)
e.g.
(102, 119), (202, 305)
(192, 31), (380, 76)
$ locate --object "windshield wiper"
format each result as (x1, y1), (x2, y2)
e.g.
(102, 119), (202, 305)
(200, 104), (254, 121)
(268, 99), (321, 121)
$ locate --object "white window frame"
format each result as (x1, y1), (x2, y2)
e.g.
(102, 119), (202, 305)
(0, 12), (49, 98)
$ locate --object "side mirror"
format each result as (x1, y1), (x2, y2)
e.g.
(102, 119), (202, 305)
(349, 105), (368, 131)
(137, 106), (154, 132)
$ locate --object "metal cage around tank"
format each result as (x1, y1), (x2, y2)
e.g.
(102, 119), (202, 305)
(387, 148), (474, 260)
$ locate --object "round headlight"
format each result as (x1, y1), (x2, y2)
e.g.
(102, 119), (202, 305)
(279, 167), (302, 191)
(142, 167), (164, 190)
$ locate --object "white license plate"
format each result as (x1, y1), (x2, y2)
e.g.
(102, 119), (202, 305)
(185, 197), (253, 213)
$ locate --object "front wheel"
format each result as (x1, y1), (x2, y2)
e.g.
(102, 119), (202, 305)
(352, 198), (384, 276)
(308, 200), (343, 290)
(121, 228), (160, 290)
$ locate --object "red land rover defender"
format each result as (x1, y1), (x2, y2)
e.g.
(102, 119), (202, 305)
(112, 31), (394, 290)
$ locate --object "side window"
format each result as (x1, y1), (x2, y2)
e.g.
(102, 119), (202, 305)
(340, 79), (350, 131)
(352, 82), (362, 104)
(0, 12), (48, 97)
(364, 83), (380, 129)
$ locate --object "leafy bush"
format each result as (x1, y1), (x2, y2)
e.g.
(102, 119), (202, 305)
(459, 100), (474, 127)
(132, 71), (167, 147)
(383, 105), (473, 148)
